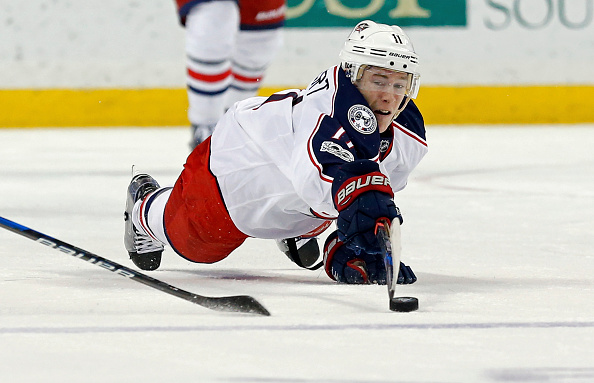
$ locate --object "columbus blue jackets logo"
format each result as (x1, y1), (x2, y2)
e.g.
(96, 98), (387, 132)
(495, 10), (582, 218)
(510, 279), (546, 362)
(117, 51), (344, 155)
(354, 22), (370, 32)
(348, 104), (377, 135)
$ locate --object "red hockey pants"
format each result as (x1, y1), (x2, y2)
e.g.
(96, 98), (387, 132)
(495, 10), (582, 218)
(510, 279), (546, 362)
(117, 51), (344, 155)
(164, 137), (248, 263)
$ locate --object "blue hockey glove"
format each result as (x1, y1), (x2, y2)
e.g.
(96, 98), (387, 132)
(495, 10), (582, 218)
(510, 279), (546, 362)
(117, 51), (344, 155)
(323, 231), (416, 285)
(323, 230), (386, 284)
(332, 160), (402, 255)
(397, 262), (417, 285)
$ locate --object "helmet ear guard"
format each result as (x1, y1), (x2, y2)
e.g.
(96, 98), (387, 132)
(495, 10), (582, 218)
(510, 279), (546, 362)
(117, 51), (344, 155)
(339, 20), (421, 101)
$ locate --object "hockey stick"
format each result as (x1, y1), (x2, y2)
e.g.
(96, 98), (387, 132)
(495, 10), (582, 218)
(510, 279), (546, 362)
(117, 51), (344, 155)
(0, 216), (270, 316)
(376, 219), (419, 312)
(375, 219), (401, 300)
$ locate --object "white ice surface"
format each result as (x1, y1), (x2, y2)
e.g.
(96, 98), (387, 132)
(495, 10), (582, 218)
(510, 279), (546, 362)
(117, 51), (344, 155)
(1, 126), (593, 382)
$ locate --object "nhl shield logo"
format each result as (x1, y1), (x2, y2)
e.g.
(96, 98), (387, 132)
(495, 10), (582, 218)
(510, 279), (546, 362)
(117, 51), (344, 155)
(348, 104), (377, 135)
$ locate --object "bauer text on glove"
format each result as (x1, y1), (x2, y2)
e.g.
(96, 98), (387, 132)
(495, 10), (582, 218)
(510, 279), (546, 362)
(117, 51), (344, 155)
(332, 160), (402, 254)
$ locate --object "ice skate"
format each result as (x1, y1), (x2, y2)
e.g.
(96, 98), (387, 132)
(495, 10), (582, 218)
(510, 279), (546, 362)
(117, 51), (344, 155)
(276, 237), (321, 269)
(190, 124), (216, 149)
(124, 173), (164, 271)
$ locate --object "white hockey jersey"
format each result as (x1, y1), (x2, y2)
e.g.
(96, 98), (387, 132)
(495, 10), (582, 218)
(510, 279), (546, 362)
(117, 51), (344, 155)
(209, 65), (427, 239)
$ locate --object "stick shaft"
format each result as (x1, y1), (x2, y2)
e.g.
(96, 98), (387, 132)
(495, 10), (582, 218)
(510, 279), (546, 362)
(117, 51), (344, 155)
(0, 216), (269, 316)
(376, 220), (402, 300)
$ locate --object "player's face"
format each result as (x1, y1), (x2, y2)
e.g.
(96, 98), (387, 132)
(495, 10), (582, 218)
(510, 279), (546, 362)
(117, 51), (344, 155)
(356, 67), (410, 133)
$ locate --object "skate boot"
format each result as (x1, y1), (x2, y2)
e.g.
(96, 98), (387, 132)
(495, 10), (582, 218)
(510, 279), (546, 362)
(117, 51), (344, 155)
(190, 124), (216, 149)
(124, 174), (164, 271)
(275, 237), (322, 270)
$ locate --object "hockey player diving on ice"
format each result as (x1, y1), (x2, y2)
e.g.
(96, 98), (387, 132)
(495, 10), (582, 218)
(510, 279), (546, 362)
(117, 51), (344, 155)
(124, 20), (426, 285)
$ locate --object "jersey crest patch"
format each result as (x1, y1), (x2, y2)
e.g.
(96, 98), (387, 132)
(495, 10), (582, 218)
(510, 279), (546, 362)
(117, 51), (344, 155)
(348, 104), (376, 135)
(320, 141), (354, 162)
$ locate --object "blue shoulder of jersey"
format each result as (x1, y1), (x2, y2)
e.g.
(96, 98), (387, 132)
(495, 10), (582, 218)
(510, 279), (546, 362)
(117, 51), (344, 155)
(332, 68), (381, 159)
(395, 100), (426, 141)
(308, 68), (384, 181)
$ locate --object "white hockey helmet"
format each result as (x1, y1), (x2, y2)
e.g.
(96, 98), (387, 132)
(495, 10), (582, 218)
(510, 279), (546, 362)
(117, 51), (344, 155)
(339, 20), (420, 100)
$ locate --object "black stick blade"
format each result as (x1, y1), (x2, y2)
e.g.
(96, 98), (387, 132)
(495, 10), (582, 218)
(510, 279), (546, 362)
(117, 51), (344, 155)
(192, 295), (271, 316)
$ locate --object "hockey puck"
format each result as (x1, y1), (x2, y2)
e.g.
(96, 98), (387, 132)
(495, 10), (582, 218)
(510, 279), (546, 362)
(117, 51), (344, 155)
(389, 297), (419, 312)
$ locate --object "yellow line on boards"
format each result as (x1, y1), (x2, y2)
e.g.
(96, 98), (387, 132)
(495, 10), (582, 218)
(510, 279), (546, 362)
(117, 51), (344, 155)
(1, 85), (593, 127)
(0, 88), (189, 128)
(415, 85), (594, 124)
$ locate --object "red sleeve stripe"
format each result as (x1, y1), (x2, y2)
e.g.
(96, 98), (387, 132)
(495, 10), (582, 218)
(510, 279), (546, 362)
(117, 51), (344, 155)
(310, 209), (337, 220)
(329, 66), (339, 117)
(307, 66), (340, 183)
(302, 219), (333, 237)
(394, 122), (427, 147)
(307, 114), (334, 183)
